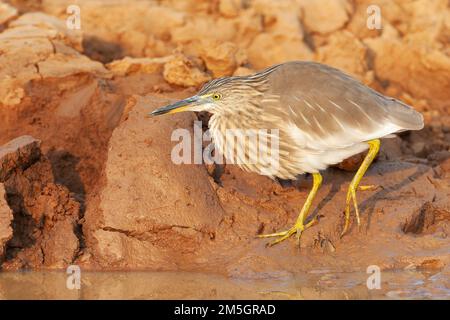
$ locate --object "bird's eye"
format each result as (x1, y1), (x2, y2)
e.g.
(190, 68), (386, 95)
(212, 93), (222, 101)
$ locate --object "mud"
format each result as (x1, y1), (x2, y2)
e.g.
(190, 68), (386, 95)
(0, 0), (449, 298)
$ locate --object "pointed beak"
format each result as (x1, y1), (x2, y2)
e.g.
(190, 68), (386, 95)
(150, 96), (200, 116)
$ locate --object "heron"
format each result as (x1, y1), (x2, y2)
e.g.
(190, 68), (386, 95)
(150, 61), (424, 246)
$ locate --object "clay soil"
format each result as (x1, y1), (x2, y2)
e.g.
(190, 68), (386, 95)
(0, 0), (449, 298)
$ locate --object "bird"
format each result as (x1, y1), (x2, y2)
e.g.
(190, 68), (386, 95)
(150, 61), (424, 246)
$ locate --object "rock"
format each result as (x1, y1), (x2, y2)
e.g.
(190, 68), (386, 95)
(246, 0), (311, 69)
(378, 136), (404, 161)
(107, 56), (172, 77)
(440, 11), (450, 53)
(364, 37), (450, 110)
(39, 217), (80, 268)
(144, 36), (175, 58)
(171, 16), (238, 44)
(247, 33), (313, 69)
(252, 0), (303, 36)
(163, 54), (211, 87)
(0, 79), (25, 106)
(411, 141), (426, 157)
(0, 136), (41, 182)
(232, 9), (264, 47)
(252, 0), (301, 17)
(36, 46), (109, 79)
(87, 95), (224, 267)
(0, 136), (81, 269)
(153, 0), (212, 14)
(0, 12), (109, 106)
(0, 184), (13, 259)
(9, 12), (83, 51)
(0, 31), (52, 106)
(315, 31), (374, 83)
(300, 0), (352, 34)
(346, 1), (381, 39)
(397, 0), (448, 49)
(49, 1), (186, 57)
(438, 157), (450, 179)
(0, 2), (18, 29)
(199, 40), (247, 77)
(219, 0), (242, 18)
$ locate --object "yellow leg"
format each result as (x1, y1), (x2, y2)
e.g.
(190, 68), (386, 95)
(258, 172), (322, 246)
(341, 139), (380, 237)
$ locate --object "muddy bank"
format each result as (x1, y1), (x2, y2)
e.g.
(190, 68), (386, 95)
(0, 0), (448, 279)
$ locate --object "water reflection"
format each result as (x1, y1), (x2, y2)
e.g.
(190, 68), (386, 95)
(0, 269), (448, 300)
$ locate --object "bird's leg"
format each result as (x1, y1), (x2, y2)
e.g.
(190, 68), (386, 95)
(258, 172), (322, 246)
(341, 139), (380, 237)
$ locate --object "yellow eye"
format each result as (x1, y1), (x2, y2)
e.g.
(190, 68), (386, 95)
(212, 93), (222, 101)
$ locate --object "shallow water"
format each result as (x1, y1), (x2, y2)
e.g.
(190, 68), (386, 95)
(0, 268), (449, 299)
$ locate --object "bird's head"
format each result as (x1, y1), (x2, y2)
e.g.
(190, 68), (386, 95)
(150, 76), (267, 117)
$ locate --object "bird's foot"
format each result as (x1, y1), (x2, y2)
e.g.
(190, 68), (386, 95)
(341, 184), (359, 238)
(341, 184), (381, 237)
(257, 217), (318, 247)
(358, 184), (381, 191)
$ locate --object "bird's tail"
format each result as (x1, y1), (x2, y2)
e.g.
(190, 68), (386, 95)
(386, 98), (424, 131)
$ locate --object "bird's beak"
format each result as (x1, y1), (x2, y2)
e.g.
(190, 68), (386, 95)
(150, 96), (201, 116)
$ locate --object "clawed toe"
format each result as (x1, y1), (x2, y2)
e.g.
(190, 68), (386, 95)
(257, 217), (317, 247)
(257, 173), (322, 247)
(257, 227), (300, 246)
(359, 184), (381, 191)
